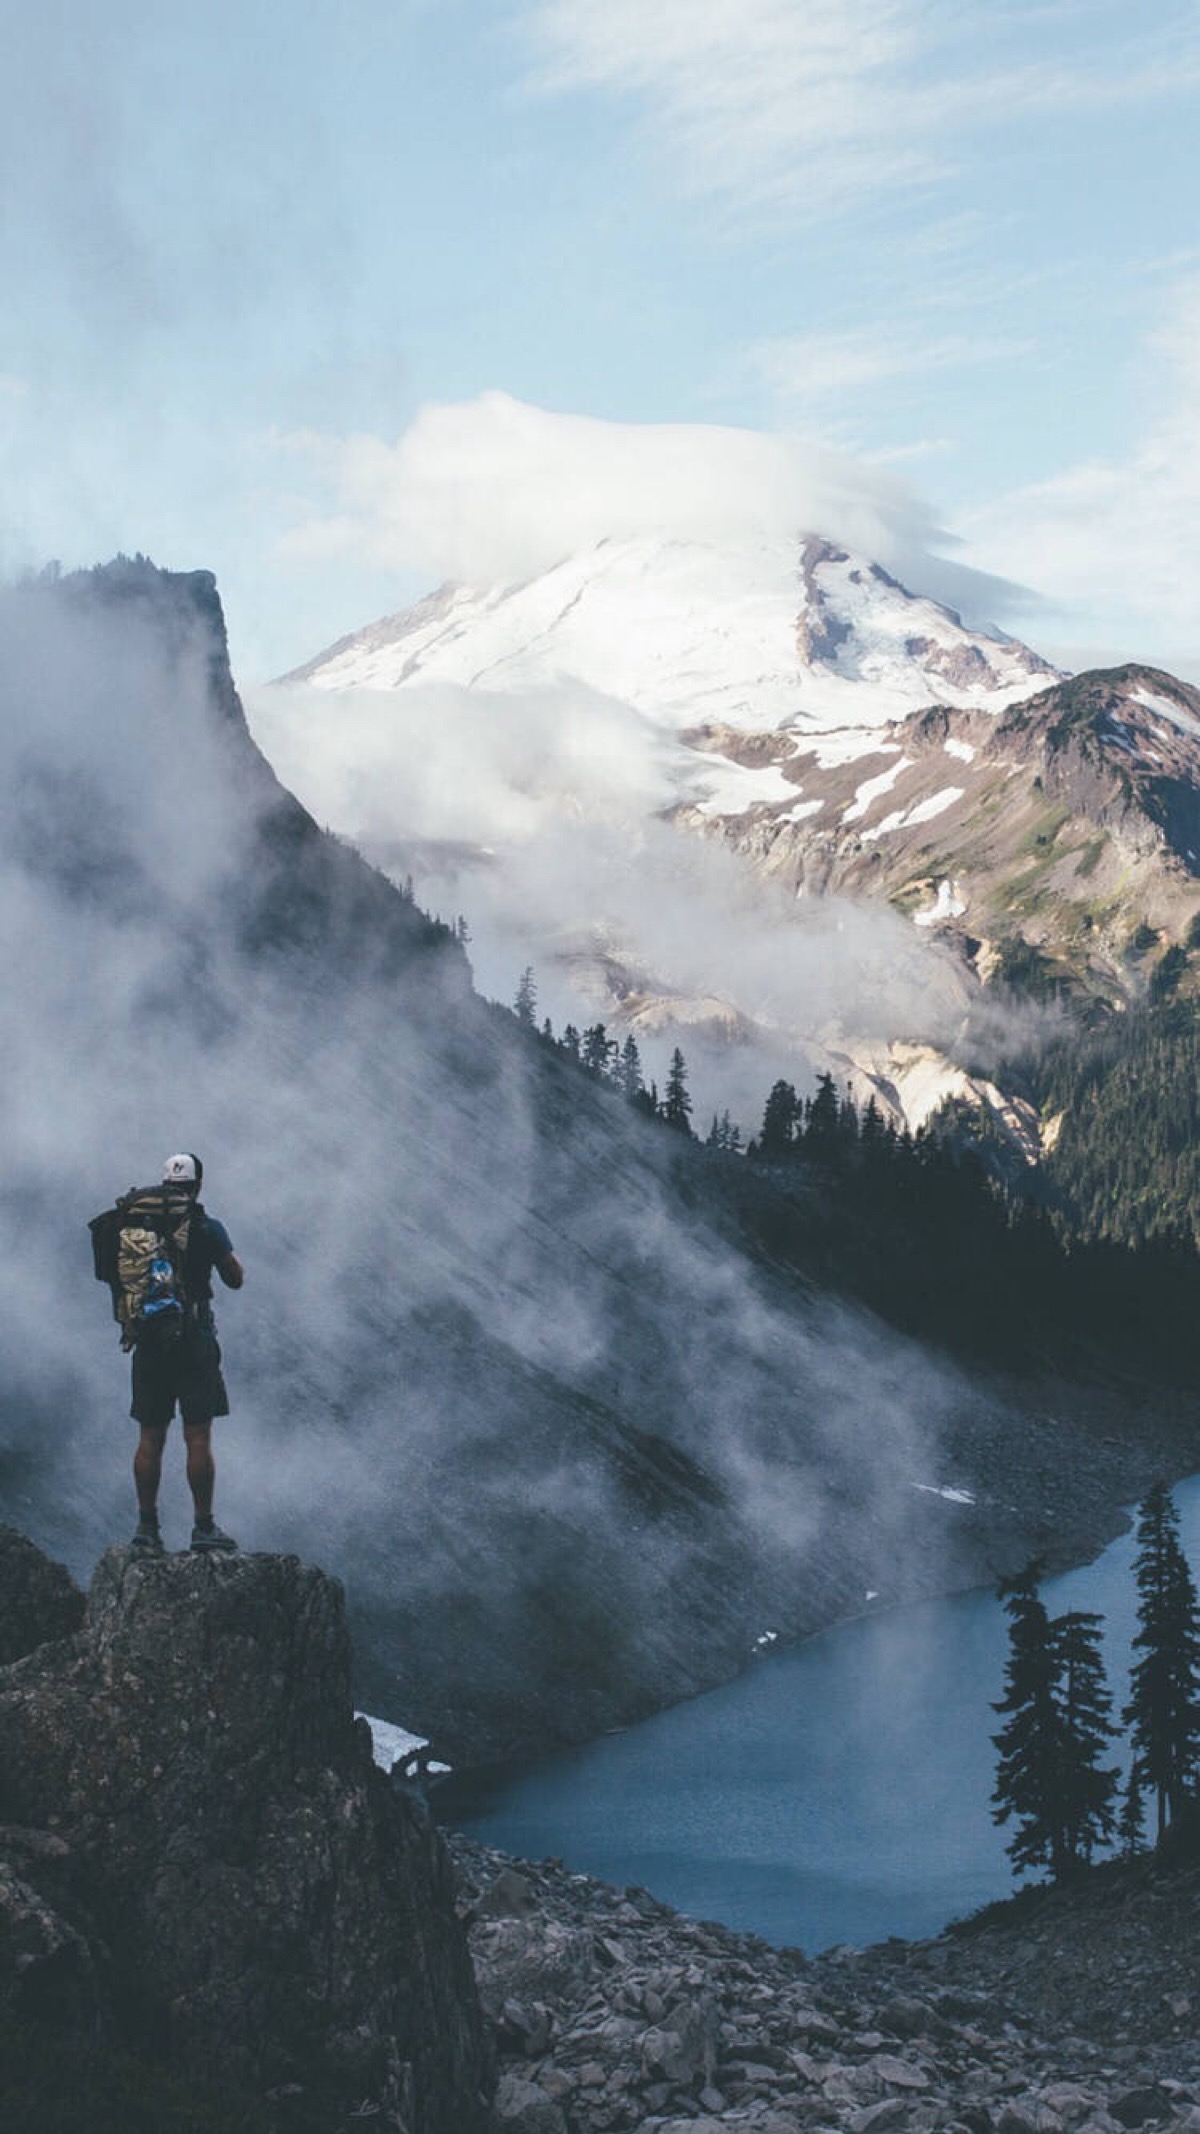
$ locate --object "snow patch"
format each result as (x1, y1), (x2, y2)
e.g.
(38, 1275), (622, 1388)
(693, 759), (803, 817)
(914, 878), (967, 928)
(356, 1710), (452, 1776)
(842, 757), (910, 825)
(944, 737), (976, 762)
(860, 785), (964, 843)
(913, 1483), (976, 1506)
(1133, 687), (1200, 740)
(795, 729), (902, 771)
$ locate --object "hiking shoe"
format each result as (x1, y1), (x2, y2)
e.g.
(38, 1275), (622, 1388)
(190, 1521), (238, 1554)
(130, 1522), (164, 1557)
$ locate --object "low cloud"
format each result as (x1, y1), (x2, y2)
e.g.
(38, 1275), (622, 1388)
(277, 391), (1023, 627)
(252, 668), (972, 1132)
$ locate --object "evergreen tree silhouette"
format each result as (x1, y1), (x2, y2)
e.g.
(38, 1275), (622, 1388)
(804, 1071), (840, 1154)
(992, 1568), (1063, 1880)
(1124, 1482), (1200, 1842)
(1051, 1609), (1119, 1869)
(620, 1034), (645, 1105)
(993, 1572), (1118, 1880)
(1118, 1766), (1147, 1858)
(662, 1048), (693, 1135)
(582, 1023), (615, 1080)
(759, 1079), (799, 1158)
(514, 966), (537, 1028)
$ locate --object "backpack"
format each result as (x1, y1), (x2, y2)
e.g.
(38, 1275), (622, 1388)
(89, 1185), (199, 1351)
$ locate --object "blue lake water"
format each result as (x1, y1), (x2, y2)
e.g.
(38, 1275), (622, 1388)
(443, 1476), (1200, 1954)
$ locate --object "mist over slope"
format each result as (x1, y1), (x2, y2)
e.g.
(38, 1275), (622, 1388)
(255, 531), (1059, 1130)
(0, 559), (1188, 1761)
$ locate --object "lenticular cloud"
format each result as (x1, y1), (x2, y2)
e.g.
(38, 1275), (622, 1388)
(281, 392), (1023, 629)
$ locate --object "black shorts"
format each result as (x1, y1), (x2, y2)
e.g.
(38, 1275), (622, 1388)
(130, 1323), (229, 1429)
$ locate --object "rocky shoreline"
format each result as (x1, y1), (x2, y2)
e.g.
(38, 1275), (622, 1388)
(449, 1829), (1200, 2134)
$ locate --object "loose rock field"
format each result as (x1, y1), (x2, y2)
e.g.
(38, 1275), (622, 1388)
(448, 1833), (1200, 2134)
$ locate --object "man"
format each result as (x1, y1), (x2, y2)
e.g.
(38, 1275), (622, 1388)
(130, 1152), (244, 1557)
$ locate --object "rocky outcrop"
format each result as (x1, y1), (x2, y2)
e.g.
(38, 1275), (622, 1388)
(449, 1833), (1200, 2134)
(0, 1541), (492, 2132)
(0, 1524), (85, 1665)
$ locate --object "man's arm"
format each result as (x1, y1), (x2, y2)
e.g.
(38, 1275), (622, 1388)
(217, 1252), (244, 1290)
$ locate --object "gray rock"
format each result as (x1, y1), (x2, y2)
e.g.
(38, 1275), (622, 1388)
(0, 1855), (100, 2030)
(0, 1526), (84, 1665)
(1109, 2088), (1168, 2129)
(471, 1866), (539, 1920)
(494, 2070), (570, 2132)
(849, 2102), (911, 2132)
(0, 1545), (492, 2131)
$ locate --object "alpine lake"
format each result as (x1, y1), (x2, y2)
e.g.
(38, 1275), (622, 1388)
(439, 1477), (1200, 1954)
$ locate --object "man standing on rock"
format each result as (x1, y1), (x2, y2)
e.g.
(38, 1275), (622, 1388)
(127, 1153), (244, 1557)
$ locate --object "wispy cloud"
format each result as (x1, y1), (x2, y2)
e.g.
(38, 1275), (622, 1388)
(748, 327), (1034, 420)
(520, 0), (1200, 217)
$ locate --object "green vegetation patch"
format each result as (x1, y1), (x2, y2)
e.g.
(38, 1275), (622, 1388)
(1016, 802), (1073, 861)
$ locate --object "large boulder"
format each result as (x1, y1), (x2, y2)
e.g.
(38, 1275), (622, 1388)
(0, 1542), (492, 2132)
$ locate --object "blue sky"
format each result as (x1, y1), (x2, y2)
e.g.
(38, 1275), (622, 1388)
(2, 0), (1199, 679)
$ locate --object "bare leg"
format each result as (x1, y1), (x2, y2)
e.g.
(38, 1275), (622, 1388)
(134, 1424), (168, 1517)
(183, 1420), (216, 1522)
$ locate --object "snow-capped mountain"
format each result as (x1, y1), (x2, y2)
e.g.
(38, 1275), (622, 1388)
(263, 532), (1065, 1138)
(283, 530), (1054, 741)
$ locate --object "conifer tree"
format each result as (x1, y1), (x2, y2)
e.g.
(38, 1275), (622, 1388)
(662, 1048), (693, 1135)
(514, 966), (537, 1028)
(561, 1024), (581, 1062)
(582, 1023), (614, 1079)
(1124, 1482), (1200, 1841)
(620, 1034), (645, 1105)
(760, 1079), (799, 1158)
(1118, 1767), (1147, 1858)
(992, 1568), (1063, 1880)
(708, 1108), (740, 1153)
(859, 1094), (887, 1158)
(1051, 1609), (1119, 1869)
(993, 1573), (1119, 1881)
(805, 1070), (840, 1152)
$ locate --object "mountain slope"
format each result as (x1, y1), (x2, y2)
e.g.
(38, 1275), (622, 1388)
(679, 663), (1200, 1008)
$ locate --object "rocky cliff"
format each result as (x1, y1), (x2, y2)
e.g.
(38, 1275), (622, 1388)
(0, 1529), (492, 2133)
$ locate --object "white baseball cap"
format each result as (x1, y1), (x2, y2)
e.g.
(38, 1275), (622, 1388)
(162, 1152), (200, 1184)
